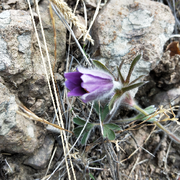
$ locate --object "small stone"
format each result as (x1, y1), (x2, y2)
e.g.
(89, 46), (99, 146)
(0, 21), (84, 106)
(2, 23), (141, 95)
(0, 83), (45, 155)
(54, 73), (64, 81)
(24, 135), (55, 169)
(2, 3), (11, 10)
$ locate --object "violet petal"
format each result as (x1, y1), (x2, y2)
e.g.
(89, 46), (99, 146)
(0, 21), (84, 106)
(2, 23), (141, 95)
(64, 72), (82, 85)
(68, 87), (86, 97)
(65, 80), (78, 91)
(81, 74), (113, 92)
(77, 67), (113, 80)
(81, 83), (113, 103)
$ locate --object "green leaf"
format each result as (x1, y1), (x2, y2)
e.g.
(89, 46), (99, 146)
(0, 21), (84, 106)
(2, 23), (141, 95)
(89, 173), (96, 180)
(73, 123), (94, 137)
(135, 105), (157, 122)
(93, 60), (114, 77)
(93, 101), (100, 114)
(117, 66), (125, 84)
(86, 123), (95, 131)
(104, 123), (121, 130)
(93, 102), (109, 122)
(107, 129), (116, 140)
(129, 75), (145, 85)
(81, 132), (89, 145)
(74, 126), (84, 137)
(118, 59), (125, 71)
(121, 82), (145, 93)
(101, 105), (109, 122)
(103, 125), (109, 138)
(103, 126), (116, 140)
(73, 117), (86, 125)
(125, 54), (141, 83)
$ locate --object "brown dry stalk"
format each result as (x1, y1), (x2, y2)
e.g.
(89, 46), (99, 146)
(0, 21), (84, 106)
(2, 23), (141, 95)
(17, 105), (73, 134)
(50, 0), (94, 44)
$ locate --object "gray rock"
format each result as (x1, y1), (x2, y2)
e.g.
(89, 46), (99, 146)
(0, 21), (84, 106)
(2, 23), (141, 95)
(92, 0), (175, 96)
(0, 82), (45, 155)
(0, 0), (66, 114)
(24, 135), (55, 169)
(38, 0), (66, 62)
(0, 11), (11, 28)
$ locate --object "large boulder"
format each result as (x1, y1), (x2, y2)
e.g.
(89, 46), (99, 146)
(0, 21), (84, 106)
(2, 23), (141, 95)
(92, 0), (175, 95)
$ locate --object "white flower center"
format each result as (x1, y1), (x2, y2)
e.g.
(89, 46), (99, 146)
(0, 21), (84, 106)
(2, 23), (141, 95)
(113, 81), (122, 90)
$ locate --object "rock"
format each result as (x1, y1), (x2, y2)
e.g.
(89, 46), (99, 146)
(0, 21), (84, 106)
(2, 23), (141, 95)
(2, 3), (11, 10)
(0, 10), (33, 84)
(0, 82), (45, 155)
(38, 0), (66, 61)
(152, 53), (180, 90)
(136, 51), (180, 107)
(151, 87), (180, 106)
(92, 0), (175, 96)
(0, 0), (66, 115)
(24, 134), (55, 169)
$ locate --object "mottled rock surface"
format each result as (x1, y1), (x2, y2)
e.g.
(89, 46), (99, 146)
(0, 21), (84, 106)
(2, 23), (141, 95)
(0, 3), (66, 114)
(0, 82), (45, 154)
(24, 135), (55, 169)
(92, 0), (175, 96)
(136, 52), (180, 107)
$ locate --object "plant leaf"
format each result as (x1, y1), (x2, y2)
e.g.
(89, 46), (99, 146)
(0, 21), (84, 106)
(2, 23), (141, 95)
(103, 126), (116, 140)
(117, 66), (125, 84)
(93, 101), (99, 114)
(74, 126), (84, 137)
(101, 105), (109, 122)
(81, 132), (89, 145)
(73, 117), (86, 125)
(89, 173), (96, 180)
(104, 123), (121, 130)
(135, 105), (157, 122)
(118, 59), (125, 71)
(86, 123), (95, 131)
(94, 102), (109, 121)
(107, 129), (116, 140)
(93, 60), (114, 77)
(125, 54), (141, 83)
(121, 82), (145, 93)
(73, 123), (94, 137)
(129, 75), (145, 85)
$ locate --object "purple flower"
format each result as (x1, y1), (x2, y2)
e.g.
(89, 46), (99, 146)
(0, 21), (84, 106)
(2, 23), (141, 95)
(64, 67), (115, 103)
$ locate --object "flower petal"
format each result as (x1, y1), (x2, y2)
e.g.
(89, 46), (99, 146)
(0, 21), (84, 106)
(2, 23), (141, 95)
(65, 80), (78, 91)
(77, 67), (113, 80)
(67, 87), (86, 97)
(81, 83), (113, 103)
(81, 74), (113, 92)
(64, 72), (82, 85)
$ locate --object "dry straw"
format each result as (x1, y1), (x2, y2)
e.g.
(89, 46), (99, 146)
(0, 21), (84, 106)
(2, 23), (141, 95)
(50, 0), (94, 44)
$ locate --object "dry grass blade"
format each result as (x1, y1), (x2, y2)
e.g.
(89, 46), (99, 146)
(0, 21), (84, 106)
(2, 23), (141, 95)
(17, 105), (73, 134)
(49, 5), (57, 72)
(49, 0), (94, 44)
(50, 2), (92, 66)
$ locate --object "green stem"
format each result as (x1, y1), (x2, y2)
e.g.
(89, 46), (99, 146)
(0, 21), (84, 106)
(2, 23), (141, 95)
(129, 104), (180, 144)
(155, 121), (180, 144)
(133, 104), (148, 116)
(114, 117), (137, 124)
